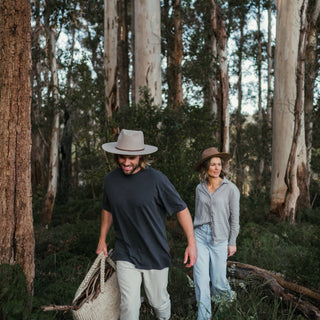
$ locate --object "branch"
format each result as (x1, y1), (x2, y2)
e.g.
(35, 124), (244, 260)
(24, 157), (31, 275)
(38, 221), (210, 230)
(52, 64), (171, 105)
(228, 261), (320, 319)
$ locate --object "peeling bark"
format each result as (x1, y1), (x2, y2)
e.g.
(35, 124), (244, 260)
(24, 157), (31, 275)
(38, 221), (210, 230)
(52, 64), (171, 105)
(283, 0), (310, 223)
(270, 0), (310, 219)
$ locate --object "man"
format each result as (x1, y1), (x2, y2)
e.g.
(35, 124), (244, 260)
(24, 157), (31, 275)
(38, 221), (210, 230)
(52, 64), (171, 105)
(96, 129), (197, 320)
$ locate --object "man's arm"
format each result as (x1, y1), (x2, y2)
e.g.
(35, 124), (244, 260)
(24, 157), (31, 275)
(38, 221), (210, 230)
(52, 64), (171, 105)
(176, 207), (197, 267)
(96, 209), (113, 257)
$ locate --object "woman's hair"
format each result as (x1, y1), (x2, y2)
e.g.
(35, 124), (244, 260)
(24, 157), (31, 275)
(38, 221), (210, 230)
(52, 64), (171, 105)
(198, 157), (227, 181)
(114, 154), (150, 169)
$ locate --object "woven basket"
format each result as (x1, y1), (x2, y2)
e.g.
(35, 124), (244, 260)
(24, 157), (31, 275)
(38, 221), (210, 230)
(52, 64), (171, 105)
(71, 252), (121, 320)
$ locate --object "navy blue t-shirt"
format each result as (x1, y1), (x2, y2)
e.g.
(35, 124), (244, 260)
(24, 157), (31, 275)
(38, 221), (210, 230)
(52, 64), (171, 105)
(102, 167), (186, 270)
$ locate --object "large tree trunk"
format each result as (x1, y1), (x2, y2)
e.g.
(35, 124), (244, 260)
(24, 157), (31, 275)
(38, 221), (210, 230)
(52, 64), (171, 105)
(134, 0), (162, 106)
(210, 0), (229, 154)
(104, 0), (119, 118)
(305, 0), (320, 183)
(172, 0), (183, 109)
(0, 0), (35, 294)
(41, 29), (60, 226)
(271, 0), (310, 221)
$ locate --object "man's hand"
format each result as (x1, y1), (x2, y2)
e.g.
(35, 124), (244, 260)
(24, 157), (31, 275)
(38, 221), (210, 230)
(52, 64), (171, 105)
(184, 242), (197, 267)
(96, 240), (108, 257)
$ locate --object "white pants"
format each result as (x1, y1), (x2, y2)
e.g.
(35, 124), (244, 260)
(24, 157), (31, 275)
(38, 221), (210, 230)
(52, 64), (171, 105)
(116, 260), (171, 320)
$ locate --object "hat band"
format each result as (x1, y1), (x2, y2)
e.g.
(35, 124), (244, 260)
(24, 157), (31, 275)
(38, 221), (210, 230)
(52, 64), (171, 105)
(115, 146), (145, 152)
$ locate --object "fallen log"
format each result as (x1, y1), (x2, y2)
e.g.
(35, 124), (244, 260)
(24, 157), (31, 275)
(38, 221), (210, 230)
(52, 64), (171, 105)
(228, 261), (320, 319)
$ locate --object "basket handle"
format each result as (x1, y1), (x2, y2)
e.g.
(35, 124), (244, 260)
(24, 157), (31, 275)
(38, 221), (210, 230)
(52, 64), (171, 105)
(100, 252), (117, 293)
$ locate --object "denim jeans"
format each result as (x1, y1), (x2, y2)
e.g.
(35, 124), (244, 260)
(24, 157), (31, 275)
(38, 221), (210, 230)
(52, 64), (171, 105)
(193, 224), (232, 320)
(116, 261), (171, 320)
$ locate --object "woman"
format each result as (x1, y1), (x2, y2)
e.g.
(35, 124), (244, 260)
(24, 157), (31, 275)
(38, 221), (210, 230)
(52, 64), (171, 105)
(193, 147), (240, 320)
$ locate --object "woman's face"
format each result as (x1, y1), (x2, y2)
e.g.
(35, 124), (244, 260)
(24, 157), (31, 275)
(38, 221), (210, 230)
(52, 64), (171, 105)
(207, 157), (222, 179)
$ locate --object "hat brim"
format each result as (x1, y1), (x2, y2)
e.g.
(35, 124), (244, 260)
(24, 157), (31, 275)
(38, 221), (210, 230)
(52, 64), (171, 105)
(102, 142), (158, 155)
(194, 153), (231, 171)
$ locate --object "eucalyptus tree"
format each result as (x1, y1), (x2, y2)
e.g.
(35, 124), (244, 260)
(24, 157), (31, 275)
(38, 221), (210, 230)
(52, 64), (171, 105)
(0, 0), (35, 294)
(104, 0), (119, 118)
(305, 0), (320, 178)
(271, 0), (310, 223)
(134, 0), (162, 106)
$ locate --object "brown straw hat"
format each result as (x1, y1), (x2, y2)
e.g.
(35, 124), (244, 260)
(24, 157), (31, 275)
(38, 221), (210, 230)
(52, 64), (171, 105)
(102, 129), (158, 155)
(194, 147), (231, 171)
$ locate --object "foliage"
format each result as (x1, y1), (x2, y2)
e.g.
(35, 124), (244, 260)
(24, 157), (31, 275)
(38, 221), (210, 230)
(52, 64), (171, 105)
(114, 88), (217, 212)
(30, 194), (320, 319)
(0, 264), (32, 320)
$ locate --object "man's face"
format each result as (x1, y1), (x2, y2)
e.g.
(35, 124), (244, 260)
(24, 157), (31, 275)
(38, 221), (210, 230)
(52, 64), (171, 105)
(117, 155), (141, 175)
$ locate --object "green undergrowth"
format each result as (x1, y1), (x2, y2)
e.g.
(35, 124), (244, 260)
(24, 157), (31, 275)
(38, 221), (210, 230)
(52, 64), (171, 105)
(3, 196), (315, 319)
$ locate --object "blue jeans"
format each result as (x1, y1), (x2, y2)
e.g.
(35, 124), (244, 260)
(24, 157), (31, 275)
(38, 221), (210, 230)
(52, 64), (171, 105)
(193, 224), (232, 320)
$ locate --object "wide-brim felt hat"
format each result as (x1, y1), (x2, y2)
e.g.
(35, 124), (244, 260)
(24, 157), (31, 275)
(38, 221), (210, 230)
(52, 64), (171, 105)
(102, 129), (158, 155)
(194, 147), (231, 171)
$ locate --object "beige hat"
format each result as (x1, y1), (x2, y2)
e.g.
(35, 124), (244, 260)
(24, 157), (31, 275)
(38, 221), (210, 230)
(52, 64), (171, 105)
(102, 129), (158, 155)
(194, 147), (231, 171)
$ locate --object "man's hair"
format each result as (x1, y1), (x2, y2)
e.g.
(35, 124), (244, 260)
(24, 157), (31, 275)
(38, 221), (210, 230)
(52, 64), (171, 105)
(198, 157), (227, 182)
(114, 154), (150, 169)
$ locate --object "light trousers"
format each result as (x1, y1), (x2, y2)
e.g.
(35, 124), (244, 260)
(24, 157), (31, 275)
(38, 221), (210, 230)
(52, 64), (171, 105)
(193, 224), (233, 320)
(116, 260), (171, 320)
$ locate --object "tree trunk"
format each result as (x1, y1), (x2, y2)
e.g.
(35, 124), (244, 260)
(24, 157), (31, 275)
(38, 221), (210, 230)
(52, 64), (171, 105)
(271, 0), (310, 221)
(256, 0), (265, 188)
(234, 14), (246, 192)
(31, 0), (47, 190)
(118, 0), (130, 109)
(134, 0), (162, 106)
(266, 0), (273, 128)
(172, 0), (183, 109)
(210, 0), (229, 154)
(0, 0), (35, 295)
(305, 0), (320, 184)
(58, 26), (75, 204)
(41, 29), (60, 226)
(162, 0), (174, 107)
(104, 0), (119, 118)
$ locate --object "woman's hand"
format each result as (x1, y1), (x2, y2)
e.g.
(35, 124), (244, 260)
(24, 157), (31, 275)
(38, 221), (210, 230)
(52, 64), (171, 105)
(228, 245), (237, 257)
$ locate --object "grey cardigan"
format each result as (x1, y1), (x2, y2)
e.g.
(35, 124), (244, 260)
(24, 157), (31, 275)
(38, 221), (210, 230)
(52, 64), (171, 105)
(194, 178), (240, 246)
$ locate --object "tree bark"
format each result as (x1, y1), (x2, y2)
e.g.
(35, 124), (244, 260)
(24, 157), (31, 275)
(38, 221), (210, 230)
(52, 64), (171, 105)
(305, 0), (320, 185)
(31, 0), (47, 189)
(104, 0), (119, 118)
(172, 0), (183, 109)
(41, 29), (60, 226)
(210, 0), (230, 154)
(134, 0), (162, 106)
(270, 0), (310, 220)
(0, 0), (35, 295)
(266, 0), (273, 128)
(283, 0), (310, 223)
(118, 0), (130, 109)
